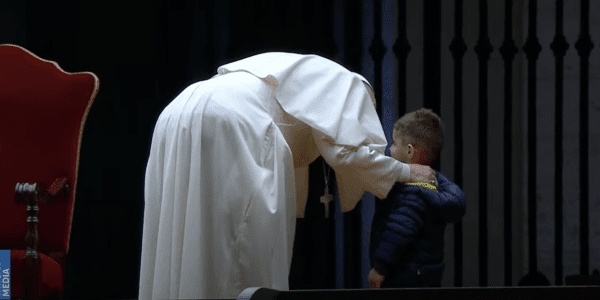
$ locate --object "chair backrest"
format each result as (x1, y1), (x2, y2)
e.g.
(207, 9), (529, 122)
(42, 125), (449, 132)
(0, 44), (98, 255)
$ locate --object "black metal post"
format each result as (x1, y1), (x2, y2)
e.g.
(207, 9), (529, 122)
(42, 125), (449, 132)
(423, 0), (441, 170)
(423, 0), (441, 116)
(393, 0), (410, 118)
(574, 0), (593, 277)
(369, 0), (387, 116)
(522, 0), (542, 274)
(549, 0), (569, 285)
(499, 0), (519, 287)
(473, 0), (493, 287)
(204, 1), (216, 73)
(343, 0), (363, 289)
(448, 0), (467, 287)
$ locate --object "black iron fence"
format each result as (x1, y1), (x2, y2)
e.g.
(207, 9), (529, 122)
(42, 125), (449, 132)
(337, 0), (597, 288)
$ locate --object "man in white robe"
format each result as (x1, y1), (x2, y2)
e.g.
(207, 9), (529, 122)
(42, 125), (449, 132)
(138, 52), (437, 299)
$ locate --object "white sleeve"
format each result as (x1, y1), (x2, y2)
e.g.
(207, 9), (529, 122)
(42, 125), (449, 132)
(312, 128), (411, 202)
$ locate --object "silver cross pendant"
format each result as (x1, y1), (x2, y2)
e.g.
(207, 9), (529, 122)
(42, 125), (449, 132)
(320, 186), (334, 218)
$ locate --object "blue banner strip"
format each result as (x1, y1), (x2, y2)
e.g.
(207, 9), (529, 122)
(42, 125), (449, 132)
(0, 250), (10, 300)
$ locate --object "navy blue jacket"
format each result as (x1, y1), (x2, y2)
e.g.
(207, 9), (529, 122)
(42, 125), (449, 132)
(369, 171), (466, 287)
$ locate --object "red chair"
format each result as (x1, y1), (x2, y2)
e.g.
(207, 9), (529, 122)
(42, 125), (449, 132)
(0, 44), (99, 299)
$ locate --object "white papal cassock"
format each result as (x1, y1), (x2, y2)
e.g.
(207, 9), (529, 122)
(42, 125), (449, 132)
(138, 53), (411, 299)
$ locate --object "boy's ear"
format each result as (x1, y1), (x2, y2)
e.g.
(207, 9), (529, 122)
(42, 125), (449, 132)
(406, 143), (415, 159)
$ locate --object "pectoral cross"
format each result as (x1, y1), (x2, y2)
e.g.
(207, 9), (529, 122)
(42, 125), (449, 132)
(320, 186), (333, 218)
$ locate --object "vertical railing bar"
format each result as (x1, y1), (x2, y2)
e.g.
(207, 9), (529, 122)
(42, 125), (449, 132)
(423, 0), (442, 116)
(522, 0), (542, 274)
(479, 0), (489, 286)
(366, 0), (387, 289)
(205, 1), (216, 74)
(579, 0), (590, 277)
(370, 0), (386, 113)
(344, 0), (363, 73)
(393, 0), (410, 118)
(550, 0), (569, 285)
(499, 0), (519, 286)
(332, 0), (345, 289)
(504, 0), (513, 286)
(342, 0), (363, 288)
(528, 0), (538, 275)
(574, 0), (594, 276)
(449, 0), (467, 287)
(528, 0), (538, 274)
(474, 0), (493, 287)
(423, 0), (442, 171)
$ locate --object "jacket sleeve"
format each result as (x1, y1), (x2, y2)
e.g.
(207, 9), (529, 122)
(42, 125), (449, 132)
(422, 172), (466, 223)
(370, 193), (426, 276)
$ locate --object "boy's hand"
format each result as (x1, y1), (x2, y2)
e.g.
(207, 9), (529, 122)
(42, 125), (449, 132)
(408, 164), (437, 187)
(368, 268), (385, 289)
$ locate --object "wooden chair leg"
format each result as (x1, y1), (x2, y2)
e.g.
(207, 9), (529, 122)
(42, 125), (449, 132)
(15, 179), (68, 300)
(23, 255), (40, 300)
(16, 183), (41, 300)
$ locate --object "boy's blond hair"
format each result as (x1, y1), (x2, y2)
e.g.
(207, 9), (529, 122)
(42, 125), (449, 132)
(393, 108), (444, 165)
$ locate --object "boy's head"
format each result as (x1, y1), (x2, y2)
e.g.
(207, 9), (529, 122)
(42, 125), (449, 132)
(390, 108), (444, 166)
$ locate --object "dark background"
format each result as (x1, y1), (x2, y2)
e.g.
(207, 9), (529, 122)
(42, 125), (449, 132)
(2, 0), (599, 298)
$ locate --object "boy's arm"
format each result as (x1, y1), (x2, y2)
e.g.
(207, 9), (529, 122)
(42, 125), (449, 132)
(370, 193), (426, 276)
(422, 172), (466, 223)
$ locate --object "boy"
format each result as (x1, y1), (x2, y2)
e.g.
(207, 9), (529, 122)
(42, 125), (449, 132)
(368, 108), (466, 288)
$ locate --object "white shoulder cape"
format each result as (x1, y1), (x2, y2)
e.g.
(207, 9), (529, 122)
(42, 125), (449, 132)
(217, 52), (388, 152)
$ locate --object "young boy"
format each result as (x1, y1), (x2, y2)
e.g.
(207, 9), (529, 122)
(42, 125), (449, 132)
(368, 108), (466, 288)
